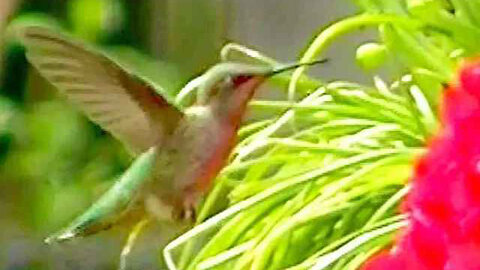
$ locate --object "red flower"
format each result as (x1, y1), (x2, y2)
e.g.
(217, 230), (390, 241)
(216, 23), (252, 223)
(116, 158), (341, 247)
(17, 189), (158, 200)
(363, 59), (480, 270)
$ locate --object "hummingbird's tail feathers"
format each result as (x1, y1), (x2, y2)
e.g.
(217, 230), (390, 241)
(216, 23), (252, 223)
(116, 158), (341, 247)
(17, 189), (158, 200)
(44, 229), (77, 244)
(269, 59), (329, 76)
(44, 147), (157, 244)
(44, 203), (146, 244)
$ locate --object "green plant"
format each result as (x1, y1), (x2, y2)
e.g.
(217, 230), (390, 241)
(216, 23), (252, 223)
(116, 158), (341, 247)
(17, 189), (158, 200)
(164, 1), (480, 269)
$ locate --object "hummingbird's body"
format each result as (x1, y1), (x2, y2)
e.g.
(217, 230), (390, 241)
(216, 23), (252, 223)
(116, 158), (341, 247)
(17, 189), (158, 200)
(14, 25), (269, 241)
(150, 76), (264, 218)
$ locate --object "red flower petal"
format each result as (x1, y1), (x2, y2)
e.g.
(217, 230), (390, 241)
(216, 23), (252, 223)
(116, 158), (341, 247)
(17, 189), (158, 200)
(363, 59), (480, 270)
(361, 251), (406, 270)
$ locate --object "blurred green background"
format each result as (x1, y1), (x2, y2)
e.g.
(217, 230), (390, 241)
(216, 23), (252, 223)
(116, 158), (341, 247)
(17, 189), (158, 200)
(0, 1), (367, 269)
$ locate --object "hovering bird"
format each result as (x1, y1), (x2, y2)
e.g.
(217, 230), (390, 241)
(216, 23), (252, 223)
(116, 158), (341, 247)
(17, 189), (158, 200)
(14, 25), (326, 243)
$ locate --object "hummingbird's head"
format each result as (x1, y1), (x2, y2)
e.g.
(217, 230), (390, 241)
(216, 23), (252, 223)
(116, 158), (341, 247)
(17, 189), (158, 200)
(209, 74), (256, 100)
(183, 63), (271, 105)
(176, 60), (328, 106)
(204, 59), (329, 99)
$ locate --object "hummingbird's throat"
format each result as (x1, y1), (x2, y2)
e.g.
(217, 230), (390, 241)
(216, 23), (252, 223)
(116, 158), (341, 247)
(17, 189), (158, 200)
(232, 75), (253, 86)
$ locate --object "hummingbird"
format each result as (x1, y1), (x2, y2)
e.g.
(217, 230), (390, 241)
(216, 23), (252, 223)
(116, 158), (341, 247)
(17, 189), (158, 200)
(14, 25), (326, 243)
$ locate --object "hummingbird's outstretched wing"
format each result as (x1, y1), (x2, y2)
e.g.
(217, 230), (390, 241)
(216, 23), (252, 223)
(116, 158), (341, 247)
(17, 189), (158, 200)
(17, 26), (183, 155)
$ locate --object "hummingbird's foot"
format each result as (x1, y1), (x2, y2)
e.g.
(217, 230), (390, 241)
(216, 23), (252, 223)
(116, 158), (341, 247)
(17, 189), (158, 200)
(179, 207), (196, 221)
(178, 200), (197, 222)
(172, 194), (198, 222)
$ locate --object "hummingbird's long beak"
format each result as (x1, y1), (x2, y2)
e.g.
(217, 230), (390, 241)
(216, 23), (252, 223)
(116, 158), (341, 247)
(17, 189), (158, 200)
(267, 59), (329, 77)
